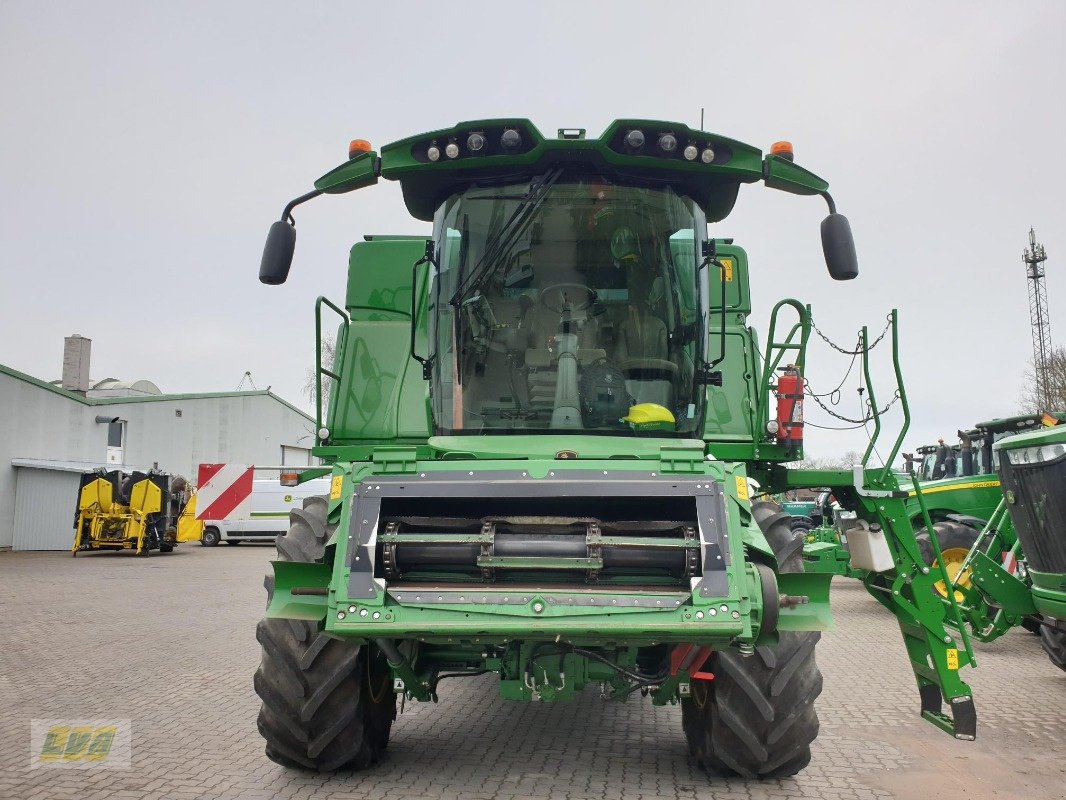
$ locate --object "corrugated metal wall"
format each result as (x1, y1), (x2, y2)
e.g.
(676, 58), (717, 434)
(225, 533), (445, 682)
(13, 468), (80, 551)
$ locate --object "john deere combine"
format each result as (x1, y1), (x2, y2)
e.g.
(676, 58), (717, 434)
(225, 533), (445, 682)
(72, 469), (201, 555)
(253, 119), (981, 778)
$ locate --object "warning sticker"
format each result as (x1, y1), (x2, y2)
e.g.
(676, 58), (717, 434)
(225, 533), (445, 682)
(720, 258), (734, 282)
(330, 475), (343, 500)
(946, 648), (959, 670)
(734, 475), (749, 501)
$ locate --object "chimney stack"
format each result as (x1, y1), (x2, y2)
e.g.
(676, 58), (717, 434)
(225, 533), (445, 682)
(62, 334), (91, 393)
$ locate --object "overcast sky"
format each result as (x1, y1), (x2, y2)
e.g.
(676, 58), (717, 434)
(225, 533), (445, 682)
(2, 2), (1064, 463)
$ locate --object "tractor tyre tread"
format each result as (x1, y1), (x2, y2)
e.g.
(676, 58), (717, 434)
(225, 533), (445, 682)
(914, 520), (980, 566)
(683, 500), (822, 779)
(254, 495), (395, 772)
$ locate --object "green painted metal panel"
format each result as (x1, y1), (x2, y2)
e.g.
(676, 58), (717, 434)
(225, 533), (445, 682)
(328, 321), (427, 441)
(345, 237), (428, 318)
(702, 330), (758, 446)
(709, 243), (751, 315)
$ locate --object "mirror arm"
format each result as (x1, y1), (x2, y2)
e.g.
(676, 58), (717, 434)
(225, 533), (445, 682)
(281, 189), (324, 225)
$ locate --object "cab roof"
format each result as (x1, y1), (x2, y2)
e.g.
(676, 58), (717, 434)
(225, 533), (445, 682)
(314, 118), (830, 223)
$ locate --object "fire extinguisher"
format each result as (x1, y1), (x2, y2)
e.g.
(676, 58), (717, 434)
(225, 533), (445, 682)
(775, 365), (804, 447)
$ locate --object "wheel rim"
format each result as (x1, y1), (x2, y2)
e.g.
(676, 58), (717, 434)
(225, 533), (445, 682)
(933, 547), (971, 601)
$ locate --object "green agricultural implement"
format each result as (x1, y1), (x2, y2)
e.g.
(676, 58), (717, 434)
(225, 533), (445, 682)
(995, 424), (1066, 670)
(253, 119), (981, 778)
(801, 413), (1060, 588)
(802, 412), (1066, 672)
(926, 422), (1066, 669)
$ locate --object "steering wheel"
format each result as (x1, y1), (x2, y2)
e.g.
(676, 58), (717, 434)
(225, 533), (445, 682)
(538, 283), (597, 313)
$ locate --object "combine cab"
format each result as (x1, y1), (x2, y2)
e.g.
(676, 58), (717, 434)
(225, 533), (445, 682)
(252, 120), (981, 778)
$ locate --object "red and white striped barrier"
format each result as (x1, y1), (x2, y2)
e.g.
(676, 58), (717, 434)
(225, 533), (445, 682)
(196, 464), (254, 521)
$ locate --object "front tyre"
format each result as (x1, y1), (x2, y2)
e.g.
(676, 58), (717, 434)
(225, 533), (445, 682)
(1039, 624), (1066, 673)
(682, 501), (822, 779)
(201, 527), (221, 547)
(254, 496), (395, 771)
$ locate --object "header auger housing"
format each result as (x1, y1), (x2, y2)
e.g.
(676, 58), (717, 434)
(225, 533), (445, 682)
(253, 119), (978, 779)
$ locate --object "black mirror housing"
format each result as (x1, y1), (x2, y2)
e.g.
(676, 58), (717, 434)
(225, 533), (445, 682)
(820, 213), (858, 281)
(259, 221), (297, 285)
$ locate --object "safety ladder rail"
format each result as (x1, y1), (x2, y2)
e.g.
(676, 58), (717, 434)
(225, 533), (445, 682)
(315, 296), (350, 435)
(755, 299), (811, 438)
(858, 310), (911, 482)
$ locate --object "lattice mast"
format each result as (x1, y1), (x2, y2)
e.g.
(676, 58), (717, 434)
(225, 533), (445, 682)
(1024, 228), (1051, 408)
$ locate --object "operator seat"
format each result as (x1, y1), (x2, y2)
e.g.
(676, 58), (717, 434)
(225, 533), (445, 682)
(614, 306), (676, 408)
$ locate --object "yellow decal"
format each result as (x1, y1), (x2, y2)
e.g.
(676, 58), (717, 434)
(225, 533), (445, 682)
(908, 479), (1000, 497)
(330, 475), (343, 500)
(283, 494), (292, 503)
(946, 648), (959, 670)
(720, 258), (734, 282)
(734, 475), (749, 501)
(40, 725), (116, 762)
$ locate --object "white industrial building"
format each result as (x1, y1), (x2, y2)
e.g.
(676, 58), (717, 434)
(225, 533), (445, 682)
(1, 335), (317, 550)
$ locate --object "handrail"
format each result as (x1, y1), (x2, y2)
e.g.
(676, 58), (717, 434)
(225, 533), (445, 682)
(315, 296), (350, 437)
(757, 299), (810, 440)
(860, 326), (879, 465)
(880, 310), (910, 482)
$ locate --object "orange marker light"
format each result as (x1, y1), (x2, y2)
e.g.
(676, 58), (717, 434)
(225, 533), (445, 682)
(770, 141), (794, 161)
(348, 139), (372, 158)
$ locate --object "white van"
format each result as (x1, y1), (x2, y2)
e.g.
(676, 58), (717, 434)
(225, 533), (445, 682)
(199, 477), (331, 546)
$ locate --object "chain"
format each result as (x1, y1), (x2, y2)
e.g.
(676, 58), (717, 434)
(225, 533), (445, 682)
(807, 386), (902, 425)
(809, 314), (892, 356)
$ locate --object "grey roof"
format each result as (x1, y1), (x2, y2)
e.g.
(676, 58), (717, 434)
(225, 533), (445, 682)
(1, 362), (312, 421)
(10, 458), (154, 473)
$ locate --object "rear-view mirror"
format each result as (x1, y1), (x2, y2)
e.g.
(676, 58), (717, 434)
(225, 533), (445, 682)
(259, 221), (296, 285)
(820, 213), (858, 281)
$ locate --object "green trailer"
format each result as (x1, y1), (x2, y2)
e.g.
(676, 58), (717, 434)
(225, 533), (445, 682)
(252, 120), (981, 778)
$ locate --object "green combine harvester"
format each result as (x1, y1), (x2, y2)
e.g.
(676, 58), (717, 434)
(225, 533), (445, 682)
(253, 119), (981, 778)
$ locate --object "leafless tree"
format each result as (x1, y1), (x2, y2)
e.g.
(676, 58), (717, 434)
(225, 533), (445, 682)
(1019, 346), (1066, 413)
(780, 450), (863, 499)
(303, 334), (336, 407)
(789, 450), (864, 471)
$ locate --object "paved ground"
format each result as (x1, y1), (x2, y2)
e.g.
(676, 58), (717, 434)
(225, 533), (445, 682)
(0, 546), (1063, 800)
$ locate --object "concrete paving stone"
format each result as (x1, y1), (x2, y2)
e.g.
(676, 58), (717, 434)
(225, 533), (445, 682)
(1, 549), (1064, 800)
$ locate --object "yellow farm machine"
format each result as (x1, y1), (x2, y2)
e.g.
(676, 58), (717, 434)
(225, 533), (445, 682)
(72, 469), (203, 556)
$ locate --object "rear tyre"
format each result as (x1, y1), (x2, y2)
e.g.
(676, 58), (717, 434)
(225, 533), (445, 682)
(682, 501), (822, 779)
(789, 516), (814, 535)
(1039, 624), (1066, 673)
(915, 521), (979, 601)
(254, 496), (396, 771)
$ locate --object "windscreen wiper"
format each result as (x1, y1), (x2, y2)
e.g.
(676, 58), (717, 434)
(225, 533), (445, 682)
(449, 168), (564, 307)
